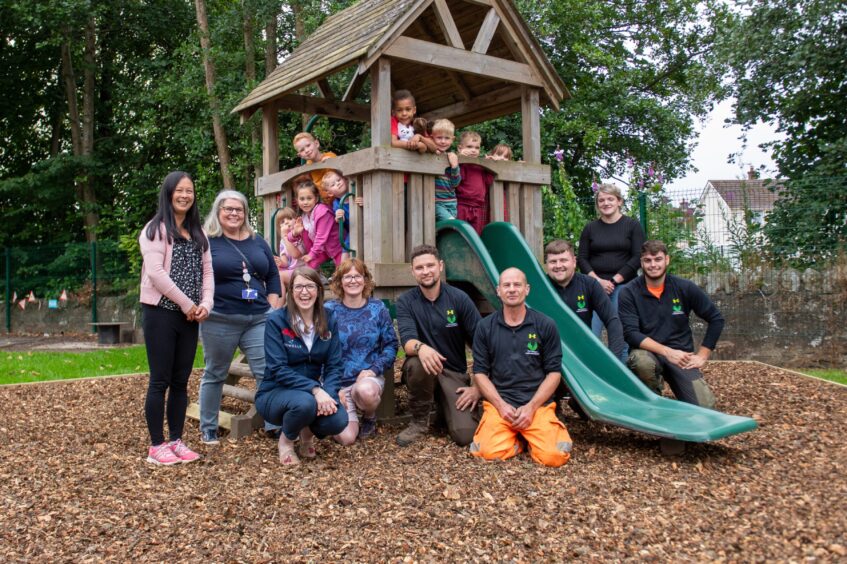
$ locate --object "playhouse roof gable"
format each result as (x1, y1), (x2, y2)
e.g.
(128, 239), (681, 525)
(233, 0), (569, 122)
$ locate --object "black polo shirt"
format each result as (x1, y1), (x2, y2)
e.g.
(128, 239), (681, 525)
(547, 272), (626, 358)
(472, 308), (562, 408)
(396, 283), (481, 374)
(619, 274), (724, 353)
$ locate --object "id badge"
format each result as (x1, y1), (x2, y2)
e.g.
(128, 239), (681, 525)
(242, 288), (258, 300)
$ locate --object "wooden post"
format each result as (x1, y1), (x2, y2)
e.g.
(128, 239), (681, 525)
(366, 59), (395, 264)
(490, 180), (505, 222)
(521, 88), (542, 258)
(261, 103), (279, 242)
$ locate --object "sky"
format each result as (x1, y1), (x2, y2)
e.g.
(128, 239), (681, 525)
(664, 98), (782, 199)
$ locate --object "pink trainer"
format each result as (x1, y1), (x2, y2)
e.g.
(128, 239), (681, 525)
(146, 443), (181, 466)
(168, 439), (201, 463)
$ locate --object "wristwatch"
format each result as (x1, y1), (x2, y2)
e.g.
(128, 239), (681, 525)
(413, 341), (423, 354)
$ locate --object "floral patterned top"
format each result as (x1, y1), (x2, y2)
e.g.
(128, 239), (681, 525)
(157, 238), (203, 311)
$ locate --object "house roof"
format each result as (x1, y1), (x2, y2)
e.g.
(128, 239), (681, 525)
(704, 179), (784, 212)
(232, 0), (569, 124)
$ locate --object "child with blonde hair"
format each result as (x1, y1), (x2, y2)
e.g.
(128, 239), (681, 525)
(430, 119), (461, 221)
(456, 130), (494, 235)
(292, 132), (337, 204)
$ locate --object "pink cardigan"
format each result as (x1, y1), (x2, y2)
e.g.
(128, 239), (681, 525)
(138, 222), (214, 314)
(288, 203), (343, 269)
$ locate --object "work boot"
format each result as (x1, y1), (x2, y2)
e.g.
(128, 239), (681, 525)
(396, 417), (428, 447)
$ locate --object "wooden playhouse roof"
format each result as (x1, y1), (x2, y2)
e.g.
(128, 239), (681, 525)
(233, 0), (569, 126)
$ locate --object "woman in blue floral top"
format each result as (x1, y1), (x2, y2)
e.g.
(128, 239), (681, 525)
(326, 258), (399, 443)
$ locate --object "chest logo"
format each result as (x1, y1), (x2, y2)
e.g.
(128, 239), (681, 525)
(526, 333), (539, 355)
(576, 294), (587, 310)
(672, 297), (685, 315)
(282, 328), (297, 339)
(446, 309), (458, 327)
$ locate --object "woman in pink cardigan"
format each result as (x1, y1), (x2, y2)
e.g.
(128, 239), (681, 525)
(139, 171), (213, 465)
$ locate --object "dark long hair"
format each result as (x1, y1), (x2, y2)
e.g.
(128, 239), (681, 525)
(287, 266), (330, 339)
(144, 171), (208, 251)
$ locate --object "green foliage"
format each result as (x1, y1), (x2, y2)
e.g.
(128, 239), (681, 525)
(542, 160), (588, 244)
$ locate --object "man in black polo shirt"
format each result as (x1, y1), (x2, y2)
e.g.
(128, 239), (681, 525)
(470, 268), (572, 467)
(544, 239), (626, 361)
(619, 240), (724, 408)
(395, 244), (482, 447)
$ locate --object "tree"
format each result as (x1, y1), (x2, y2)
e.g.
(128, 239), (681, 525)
(719, 0), (847, 264)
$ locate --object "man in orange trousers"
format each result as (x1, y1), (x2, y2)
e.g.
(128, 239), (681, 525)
(469, 268), (572, 467)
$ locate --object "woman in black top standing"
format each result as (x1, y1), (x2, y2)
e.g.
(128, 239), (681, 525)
(577, 183), (644, 360)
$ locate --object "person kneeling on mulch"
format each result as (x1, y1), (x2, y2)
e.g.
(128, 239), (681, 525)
(469, 268), (572, 468)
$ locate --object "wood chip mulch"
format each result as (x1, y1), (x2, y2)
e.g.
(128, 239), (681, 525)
(0, 361), (845, 562)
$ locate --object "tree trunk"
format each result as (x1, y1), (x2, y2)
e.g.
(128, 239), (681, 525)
(243, 1), (261, 186)
(291, 1), (309, 129)
(195, 0), (236, 190)
(264, 8), (277, 74)
(60, 21), (99, 243)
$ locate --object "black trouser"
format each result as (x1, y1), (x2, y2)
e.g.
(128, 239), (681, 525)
(142, 304), (199, 445)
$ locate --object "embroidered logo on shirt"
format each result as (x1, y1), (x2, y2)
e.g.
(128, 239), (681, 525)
(526, 333), (540, 355)
(282, 328), (297, 338)
(672, 298), (684, 315)
(576, 294), (587, 312)
(445, 309), (458, 327)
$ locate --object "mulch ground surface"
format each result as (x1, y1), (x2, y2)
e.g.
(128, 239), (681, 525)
(0, 361), (845, 562)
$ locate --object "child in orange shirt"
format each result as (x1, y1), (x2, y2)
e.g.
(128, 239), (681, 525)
(293, 132), (337, 204)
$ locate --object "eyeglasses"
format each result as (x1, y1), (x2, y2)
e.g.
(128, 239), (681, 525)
(221, 206), (245, 215)
(293, 283), (318, 293)
(341, 274), (364, 283)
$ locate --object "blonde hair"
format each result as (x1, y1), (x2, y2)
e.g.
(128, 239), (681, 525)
(431, 119), (455, 136)
(204, 190), (255, 238)
(276, 206), (297, 230)
(594, 183), (624, 211)
(320, 169), (345, 191)
(292, 132), (316, 145)
(459, 131), (481, 145)
(490, 143), (513, 160)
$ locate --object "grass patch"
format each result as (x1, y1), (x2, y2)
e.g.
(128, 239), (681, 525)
(0, 346), (204, 385)
(800, 369), (847, 385)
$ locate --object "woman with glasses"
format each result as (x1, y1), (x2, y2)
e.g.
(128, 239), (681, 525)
(256, 266), (347, 465)
(326, 259), (398, 443)
(197, 190), (282, 445)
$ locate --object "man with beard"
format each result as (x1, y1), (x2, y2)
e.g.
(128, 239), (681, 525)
(543, 239), (626, 361)
(470, 268), (571, 467)
(395, 245), (481, 447)
(619, 240), (724, 408)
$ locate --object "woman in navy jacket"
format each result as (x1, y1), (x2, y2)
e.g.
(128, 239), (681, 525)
(255, 266), (347, 465)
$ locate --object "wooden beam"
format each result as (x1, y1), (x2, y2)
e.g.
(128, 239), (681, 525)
(384, 36), (543, 88)
(316, 78), (335, 100)
(432, 0), (464, 49)
(367, 262), (417, 287)
(463, 0), (492, 5)
(521, 87), (541, 164)
(490, 180), (505, 222)
(422, 86), (521, 121)
(274, 92), (369, 122)
(261, 104), (279, 241)
(343, 67), (367, 101)
(472, 9), (500, 55)
(371, 59), (392, 147)
(415, 17), (472, 102)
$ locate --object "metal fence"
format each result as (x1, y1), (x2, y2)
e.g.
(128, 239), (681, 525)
(2, 240), (134, 332)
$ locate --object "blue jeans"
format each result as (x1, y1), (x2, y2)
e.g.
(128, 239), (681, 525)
(591, 283), (629, 362)
(256, 389), (348, 441)
(198, 310), (278, 434)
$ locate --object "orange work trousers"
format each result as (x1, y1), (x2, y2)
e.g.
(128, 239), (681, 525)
(470, 401), (572, 467)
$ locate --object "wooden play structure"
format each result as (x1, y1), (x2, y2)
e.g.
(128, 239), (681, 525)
(190, 0), (569, 435)
(232, 0), (568, 296)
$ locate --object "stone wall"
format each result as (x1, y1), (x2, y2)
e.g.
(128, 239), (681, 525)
(0, 296), (140, 340)
(690, 266), (846, 368)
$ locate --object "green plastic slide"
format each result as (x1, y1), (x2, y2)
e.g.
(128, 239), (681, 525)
(436, 219), (757, 442)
